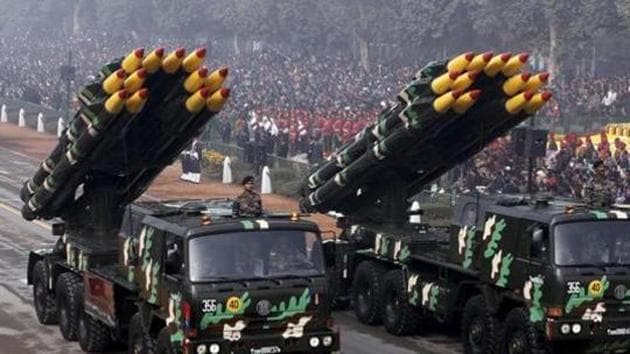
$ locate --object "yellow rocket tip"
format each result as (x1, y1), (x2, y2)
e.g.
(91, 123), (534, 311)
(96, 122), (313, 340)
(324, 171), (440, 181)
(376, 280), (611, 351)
(505, 90), (534, 114)
(524, 91), (553, 114)
(184, 67), (211, 93)
(205, 68), (230, 93)
(453, 89), (482, 113)
(502, 72), (532, 96)
(524, 72), (550, 91)
(162, 48), (186, 74)
(121, 48), (145, 74)
(433, 89), (462, 113)
(206, 88), (231, 112)
(430, 70), (460, 95)
(185, 87), (211, 113)
(104, 89), (129, 114)
(466, 52), (493, 71)
(451, 71), (479, 92)
(102, 69), (127, 95)
(502, 52), (530, 77)
(447, 52), (475, 73)
(183, 48), (207, 73)
(125, 88), (149, 114)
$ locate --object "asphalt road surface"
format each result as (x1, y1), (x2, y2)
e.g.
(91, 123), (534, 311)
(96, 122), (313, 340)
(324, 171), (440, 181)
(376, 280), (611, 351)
(0, 145), (462, 354)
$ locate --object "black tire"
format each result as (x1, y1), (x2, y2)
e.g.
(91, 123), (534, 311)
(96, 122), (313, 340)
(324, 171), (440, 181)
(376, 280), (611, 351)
(352, 261), (385, 325)
(56, 272), (83, 341)
(128, 313), (156, 354)
(156, 328), (174, 354)
(381, 270), (422, 335)
(461, 295), (500, 354)
(32, 260), (57, 324)
(502, 307), (548, 354)
(78, 312), (111, 352)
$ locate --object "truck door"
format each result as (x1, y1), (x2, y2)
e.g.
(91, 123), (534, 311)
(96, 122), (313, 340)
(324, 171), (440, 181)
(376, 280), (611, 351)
(478, 212), (522, 289)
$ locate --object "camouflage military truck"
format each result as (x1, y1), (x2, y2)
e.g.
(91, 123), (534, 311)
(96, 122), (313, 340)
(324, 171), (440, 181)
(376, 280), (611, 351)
(297, 52), (630, 353)
(327, 193), (630, 354)
(27, 199), (338, 354)
(21, 47), (338, 353)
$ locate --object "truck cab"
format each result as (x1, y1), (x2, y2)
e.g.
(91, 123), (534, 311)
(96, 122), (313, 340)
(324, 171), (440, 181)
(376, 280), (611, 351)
(451, 194), (630, 353)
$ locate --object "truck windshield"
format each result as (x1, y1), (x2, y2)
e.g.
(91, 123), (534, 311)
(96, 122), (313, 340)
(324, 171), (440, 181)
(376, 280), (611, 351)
(188, 230), (325, 282)
(554, 220), (630, 266)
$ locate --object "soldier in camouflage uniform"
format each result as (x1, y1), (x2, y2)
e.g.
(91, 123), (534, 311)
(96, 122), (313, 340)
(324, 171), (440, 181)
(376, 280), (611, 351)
(583, 160), (616, 208)
(233, 175), (263, 217)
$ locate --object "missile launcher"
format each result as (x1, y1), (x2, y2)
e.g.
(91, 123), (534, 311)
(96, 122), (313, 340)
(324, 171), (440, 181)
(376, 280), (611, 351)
(300, 51), (551, 221)
(20, 48), (230, 239)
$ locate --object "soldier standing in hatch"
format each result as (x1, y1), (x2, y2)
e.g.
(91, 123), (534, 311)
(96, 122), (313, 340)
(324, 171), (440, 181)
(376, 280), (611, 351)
(233, 176), (263, 217)
(583, 160), (616, 208)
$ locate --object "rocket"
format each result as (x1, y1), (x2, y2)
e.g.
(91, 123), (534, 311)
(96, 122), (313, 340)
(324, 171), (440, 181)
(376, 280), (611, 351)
(301, 50), (552, 214)
(20, 47), (231, 221)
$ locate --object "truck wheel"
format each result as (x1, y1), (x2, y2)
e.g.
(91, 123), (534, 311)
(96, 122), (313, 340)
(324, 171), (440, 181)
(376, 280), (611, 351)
(352, 261), (385, 325)
(78, 312), (111, 352)
(56, 272), (83, 341)
(381, 270), (421, 335)
(128, 313), (156, 354)
(156, 328), (174, 354)
(461, 295), (500, 354)
(502, 307), (547, 354)
(32, 260), (57, 324)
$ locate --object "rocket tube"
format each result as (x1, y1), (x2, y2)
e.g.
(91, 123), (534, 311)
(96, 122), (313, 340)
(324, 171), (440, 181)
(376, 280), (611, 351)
(306, 76), (434, 191)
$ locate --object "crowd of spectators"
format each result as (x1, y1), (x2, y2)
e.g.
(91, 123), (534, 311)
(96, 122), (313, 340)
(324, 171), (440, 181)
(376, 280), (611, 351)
(2, 33), (630, 200)
(452, 132), (630, 203)
(1, 34), (629, 139)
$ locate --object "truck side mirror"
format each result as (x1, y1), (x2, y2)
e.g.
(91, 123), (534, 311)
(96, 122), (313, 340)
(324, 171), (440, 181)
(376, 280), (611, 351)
(532, 229), (544, 245)
(531, 228), (547, 258)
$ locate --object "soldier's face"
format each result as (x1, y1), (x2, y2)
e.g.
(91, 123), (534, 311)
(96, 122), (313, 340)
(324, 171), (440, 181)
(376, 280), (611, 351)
(244, 182), (254, 191)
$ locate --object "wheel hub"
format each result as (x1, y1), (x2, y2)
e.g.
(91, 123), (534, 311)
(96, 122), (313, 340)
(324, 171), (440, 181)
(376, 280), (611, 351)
(508, 331), (527, 354)
(468, 318), (484, 353)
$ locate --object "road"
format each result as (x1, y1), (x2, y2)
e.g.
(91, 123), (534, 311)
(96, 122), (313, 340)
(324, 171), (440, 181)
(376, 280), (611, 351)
(0, 145), (462, 354)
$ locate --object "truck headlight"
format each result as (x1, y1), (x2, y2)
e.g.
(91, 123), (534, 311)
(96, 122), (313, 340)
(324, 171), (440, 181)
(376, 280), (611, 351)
(309, 336), (320, 348)
(209, 343), (220, 354)
(322, 335), (333, 346)
(572, 323), (582, 334)
(196, 344), (207, 354)
(560, 324), (571, 335)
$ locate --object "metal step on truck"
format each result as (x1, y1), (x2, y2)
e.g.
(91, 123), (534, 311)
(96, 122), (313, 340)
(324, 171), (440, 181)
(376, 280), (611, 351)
(20, 47), (338, 354)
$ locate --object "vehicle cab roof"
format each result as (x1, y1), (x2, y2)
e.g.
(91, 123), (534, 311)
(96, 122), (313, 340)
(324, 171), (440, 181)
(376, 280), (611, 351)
(128, 198), (319, 238)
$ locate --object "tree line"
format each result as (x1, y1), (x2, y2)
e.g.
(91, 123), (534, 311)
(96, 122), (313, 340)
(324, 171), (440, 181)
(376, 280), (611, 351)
(2, 0), (630, 79)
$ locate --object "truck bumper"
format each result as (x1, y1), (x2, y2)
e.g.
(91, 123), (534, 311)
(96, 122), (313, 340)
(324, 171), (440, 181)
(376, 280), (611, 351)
(187, 329), (340, 354)
(546, 318), (630, 351)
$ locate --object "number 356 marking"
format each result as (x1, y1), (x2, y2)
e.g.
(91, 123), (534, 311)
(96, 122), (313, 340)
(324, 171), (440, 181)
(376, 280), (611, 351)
(567, 281), (582, 294)
(202, 299), (217, 313)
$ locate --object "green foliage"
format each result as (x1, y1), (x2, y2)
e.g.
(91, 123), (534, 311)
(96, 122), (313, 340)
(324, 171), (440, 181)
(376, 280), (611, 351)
(268, 289), (311, 321)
